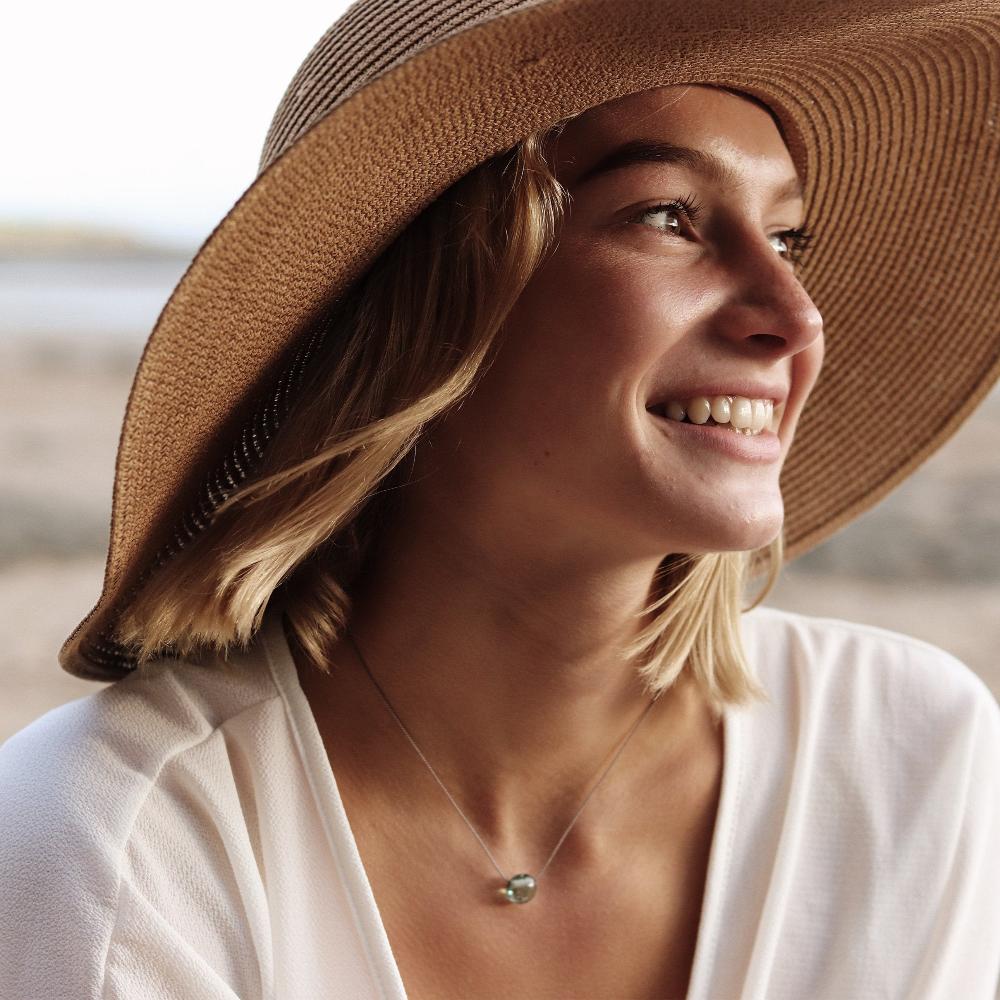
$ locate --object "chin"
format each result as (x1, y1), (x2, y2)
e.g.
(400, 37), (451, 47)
(663, 498), (785, 554)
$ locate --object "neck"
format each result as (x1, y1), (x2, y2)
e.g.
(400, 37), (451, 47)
(292, 496), (715, 859)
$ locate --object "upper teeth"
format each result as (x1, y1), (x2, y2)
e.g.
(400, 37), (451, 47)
(659, 396), (774, 435)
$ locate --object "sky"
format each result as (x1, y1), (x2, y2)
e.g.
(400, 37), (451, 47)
(2, 2), (352, 249)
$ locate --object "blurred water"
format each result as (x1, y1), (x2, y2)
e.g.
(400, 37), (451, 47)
(0, 256), (193, 341)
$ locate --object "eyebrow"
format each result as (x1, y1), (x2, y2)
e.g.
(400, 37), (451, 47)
(570, 139), (804, 204)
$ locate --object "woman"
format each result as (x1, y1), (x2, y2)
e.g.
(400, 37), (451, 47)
(1, 2), (998, 998)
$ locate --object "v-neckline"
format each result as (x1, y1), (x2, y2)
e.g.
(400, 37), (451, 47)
(260, 607), (744, 1000)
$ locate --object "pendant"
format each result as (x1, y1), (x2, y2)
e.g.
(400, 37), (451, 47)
(504, 873), (537, 903)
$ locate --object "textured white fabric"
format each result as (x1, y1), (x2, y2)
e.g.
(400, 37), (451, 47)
(1, 605), (998, 999)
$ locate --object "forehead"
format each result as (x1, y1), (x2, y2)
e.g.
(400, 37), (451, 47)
(551, 85), (800, 199)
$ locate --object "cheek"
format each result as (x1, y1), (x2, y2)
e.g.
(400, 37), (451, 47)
(509, 240), (707, 391)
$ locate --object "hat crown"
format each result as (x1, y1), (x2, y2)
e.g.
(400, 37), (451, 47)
(259, 0), (549, 175)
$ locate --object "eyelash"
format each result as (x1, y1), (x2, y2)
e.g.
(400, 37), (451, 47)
(633, 194), (817, 268)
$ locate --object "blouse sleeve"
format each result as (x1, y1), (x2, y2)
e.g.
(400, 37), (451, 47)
(910, 674), (1000, 997)
(100, 878), (244, 999)
(0, 695), (265, 1000)
(0, 704), (120, 999)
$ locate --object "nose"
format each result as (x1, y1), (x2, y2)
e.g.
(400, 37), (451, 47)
(717, 238), (824, 359)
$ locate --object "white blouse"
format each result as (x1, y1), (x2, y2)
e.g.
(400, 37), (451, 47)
(1, 604), (997, 999)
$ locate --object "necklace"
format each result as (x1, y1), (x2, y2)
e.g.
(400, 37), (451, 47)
(343, 630), (661, 904)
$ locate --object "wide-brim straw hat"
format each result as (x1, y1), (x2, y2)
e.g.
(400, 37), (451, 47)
(60, 0), (1000, 681)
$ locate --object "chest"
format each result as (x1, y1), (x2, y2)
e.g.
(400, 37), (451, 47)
(336, 746), (723, 1000)
(367, 856), (713, 1000)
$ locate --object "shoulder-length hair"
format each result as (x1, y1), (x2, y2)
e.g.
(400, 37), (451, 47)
(115, 117), (777, 716)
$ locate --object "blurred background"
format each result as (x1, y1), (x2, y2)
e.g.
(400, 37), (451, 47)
(2, 2), (998, 742)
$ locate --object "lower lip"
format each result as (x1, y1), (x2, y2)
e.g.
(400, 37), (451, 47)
(646, 409), (782, 463)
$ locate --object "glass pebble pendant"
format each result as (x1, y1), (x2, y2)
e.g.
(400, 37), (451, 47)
(504, 873), (537, 903)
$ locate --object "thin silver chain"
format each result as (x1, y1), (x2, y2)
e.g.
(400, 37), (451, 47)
(343, 630), (661, 883)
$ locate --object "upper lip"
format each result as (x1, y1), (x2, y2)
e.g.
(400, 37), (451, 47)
(646, 382), (789, 409)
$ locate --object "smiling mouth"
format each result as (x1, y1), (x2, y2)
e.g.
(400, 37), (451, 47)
(647, 396), (774, 437)
(646, 407), (782, 464)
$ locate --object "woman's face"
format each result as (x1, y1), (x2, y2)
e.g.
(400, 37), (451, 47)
(425, 84), (824, 557)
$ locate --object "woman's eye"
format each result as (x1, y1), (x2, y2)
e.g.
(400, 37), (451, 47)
(769, 232), (792, 258)
(639, 208), (680, 232)
(632, 200), (698, 237)
(770, 227), (816, 267)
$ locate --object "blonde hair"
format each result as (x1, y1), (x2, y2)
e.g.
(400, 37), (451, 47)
(115, 117), (778, 715)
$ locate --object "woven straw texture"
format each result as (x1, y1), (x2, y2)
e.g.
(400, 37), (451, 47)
(61, 0), (1000, 679)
